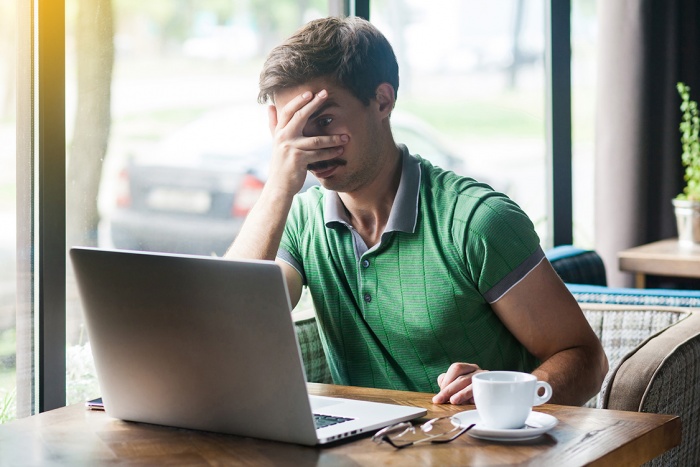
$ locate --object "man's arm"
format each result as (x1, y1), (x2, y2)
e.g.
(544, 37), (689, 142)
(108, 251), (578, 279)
(225, 89), (348, 308)
(433, 259), (609, 406)
(225, 181), (305, 306)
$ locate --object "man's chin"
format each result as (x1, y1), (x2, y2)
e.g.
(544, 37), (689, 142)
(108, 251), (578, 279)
(313, 176), (347, 192)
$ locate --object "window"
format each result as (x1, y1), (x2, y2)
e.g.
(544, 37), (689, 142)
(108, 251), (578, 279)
(64, 0), (331, 405)
(571, 0), (597, 247)
(0, 0), (17, 423)
(372, 0), (550, 243)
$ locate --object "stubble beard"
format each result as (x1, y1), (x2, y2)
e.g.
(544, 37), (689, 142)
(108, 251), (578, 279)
(317, 144), (383, 193)
(317, 122), (387, 193)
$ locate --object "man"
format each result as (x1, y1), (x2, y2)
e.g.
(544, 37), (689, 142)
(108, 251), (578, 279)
(226, 16), (608, 406)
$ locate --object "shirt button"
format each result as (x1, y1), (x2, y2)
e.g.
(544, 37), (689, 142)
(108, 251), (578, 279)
(362, 259), (370, 268)
(364, 293), (372, 303)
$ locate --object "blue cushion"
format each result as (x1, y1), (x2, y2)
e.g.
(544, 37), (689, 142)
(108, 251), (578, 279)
(545, 245), (591, 262)
(546, 245), (608, 286)
(568, 283), (700, 307)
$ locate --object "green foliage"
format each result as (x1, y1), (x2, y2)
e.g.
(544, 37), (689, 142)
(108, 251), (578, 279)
(677, 82), (700, 201)
(66, 328), (100, 405)
(400, 94), (543, 139)
(0, 389), (15, 424)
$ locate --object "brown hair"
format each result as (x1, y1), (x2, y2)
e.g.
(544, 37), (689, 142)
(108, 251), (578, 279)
(258, 16), (399, 105)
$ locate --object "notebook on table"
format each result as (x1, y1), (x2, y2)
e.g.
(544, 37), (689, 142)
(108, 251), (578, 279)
(70, 247), (426, 445)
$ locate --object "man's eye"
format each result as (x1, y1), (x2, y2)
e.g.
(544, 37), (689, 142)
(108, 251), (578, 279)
(318, 117), (333, 127)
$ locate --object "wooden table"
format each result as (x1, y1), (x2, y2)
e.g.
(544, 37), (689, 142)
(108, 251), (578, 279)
(0, 383), (681, 466)
(618, 238), (700, 288)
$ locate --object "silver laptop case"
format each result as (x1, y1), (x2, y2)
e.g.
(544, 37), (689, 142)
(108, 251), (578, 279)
(71, 247), (320, 445)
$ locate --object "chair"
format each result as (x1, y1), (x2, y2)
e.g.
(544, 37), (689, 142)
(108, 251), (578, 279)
(576, 302), (700, 466)
(548, 245), (700, 466)
(293, 307), (332, 384)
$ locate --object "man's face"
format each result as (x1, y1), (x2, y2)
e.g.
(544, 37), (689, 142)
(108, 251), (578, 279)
(273, 77), (388, 193)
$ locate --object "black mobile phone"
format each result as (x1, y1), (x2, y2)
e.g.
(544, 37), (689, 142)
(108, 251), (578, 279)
(86, 397), (104, 411)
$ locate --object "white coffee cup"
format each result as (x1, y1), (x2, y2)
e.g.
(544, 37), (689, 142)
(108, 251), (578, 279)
(472, 371), (552, 429)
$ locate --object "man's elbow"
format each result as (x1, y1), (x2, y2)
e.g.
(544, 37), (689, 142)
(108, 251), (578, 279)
(586, 341), (609, 401)
(570, 341), (609, 406)
(594, 343), (609, 389)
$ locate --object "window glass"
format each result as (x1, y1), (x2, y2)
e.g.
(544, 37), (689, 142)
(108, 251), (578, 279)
(65, 0), (329, 405)
(0, 0), (17, 423)
(571, 0), (597, 248)
(372, 0), (549, 243)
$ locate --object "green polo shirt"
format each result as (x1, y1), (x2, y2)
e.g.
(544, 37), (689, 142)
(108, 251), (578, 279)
(278, 145), (542, 393)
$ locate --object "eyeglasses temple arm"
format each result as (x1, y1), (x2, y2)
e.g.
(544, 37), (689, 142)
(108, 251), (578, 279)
(430, 423), (476, 444)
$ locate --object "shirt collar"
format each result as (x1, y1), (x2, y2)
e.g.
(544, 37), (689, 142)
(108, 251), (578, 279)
(323, 144), (421, 234)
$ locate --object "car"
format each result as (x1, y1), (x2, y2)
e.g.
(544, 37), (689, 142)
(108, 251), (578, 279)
(104, 106), (478, 256)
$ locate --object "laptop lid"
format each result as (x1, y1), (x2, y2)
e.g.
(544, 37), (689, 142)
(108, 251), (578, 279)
(70, 247), (425, 445)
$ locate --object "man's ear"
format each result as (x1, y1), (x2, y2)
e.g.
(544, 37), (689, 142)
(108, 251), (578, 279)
(374, 83), (396, 116)
(267, 104), (278, 135)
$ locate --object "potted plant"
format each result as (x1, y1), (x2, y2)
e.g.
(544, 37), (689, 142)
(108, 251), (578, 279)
(673, 82), (700, 245)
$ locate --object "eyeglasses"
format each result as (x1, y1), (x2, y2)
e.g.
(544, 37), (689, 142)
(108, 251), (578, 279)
(371, 416), (475, 449)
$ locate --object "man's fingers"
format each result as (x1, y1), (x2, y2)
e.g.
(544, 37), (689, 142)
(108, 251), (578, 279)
(432, 363), (484, 404)
(278, 134), (348, 172)
(277, 89), (326, 131)
(275, 90), (312, 129)
(274, 136), (346, 170)
(295, 133), (349, 152)
(448, 387), (475, 405)
(440, 362), (480, 389)
(432, 374), (472, 404)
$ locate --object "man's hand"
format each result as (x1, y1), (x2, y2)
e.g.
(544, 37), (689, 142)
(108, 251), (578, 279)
(226, 88), (349, 306)
(432, 362), (487, 405)
(267, 89), (349, 195)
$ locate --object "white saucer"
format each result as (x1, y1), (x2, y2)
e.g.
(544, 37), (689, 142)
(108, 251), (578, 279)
(452, 410), (558, 442)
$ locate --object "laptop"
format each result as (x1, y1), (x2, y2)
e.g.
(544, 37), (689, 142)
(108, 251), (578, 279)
(70, 247), (426, 445)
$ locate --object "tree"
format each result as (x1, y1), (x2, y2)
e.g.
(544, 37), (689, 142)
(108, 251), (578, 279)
(67, 0), (114, 248)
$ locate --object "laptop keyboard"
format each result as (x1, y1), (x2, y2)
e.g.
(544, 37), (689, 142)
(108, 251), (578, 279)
(314, 413), (354, 429)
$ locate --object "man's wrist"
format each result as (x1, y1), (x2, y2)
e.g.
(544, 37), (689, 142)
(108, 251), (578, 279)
(259, 182), (299, 206)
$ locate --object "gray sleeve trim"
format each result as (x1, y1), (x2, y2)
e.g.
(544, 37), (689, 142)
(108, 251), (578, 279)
(276, 248), (306, 285)
(483, 246), (546, 304)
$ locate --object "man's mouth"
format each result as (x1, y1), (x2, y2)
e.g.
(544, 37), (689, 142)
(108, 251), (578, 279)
(307, 157), (346, 173)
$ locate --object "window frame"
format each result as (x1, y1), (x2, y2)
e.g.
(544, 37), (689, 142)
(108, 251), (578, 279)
(16, 0), (67, 416)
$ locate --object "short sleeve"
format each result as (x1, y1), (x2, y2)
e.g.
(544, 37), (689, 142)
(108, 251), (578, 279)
(277, 188), (326, 285)
(455, 191), (542, 303)
(278, 196), (306, 283)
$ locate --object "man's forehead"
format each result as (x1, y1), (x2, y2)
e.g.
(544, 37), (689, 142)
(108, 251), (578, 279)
(272, 78), (341, 105)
